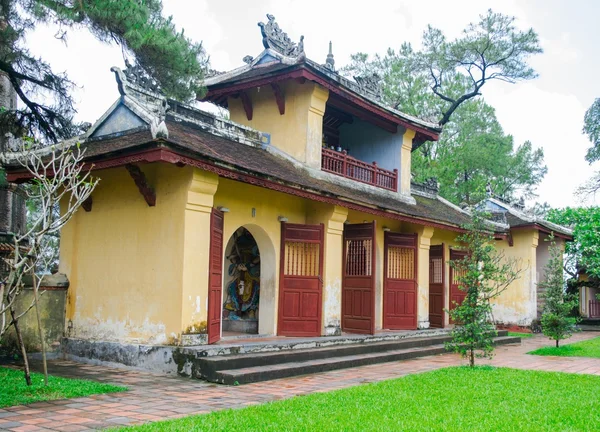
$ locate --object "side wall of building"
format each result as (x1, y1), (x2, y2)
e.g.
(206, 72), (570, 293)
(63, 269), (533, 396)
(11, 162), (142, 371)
(60, 163), (190, 344)
(493, 230), (539, 326)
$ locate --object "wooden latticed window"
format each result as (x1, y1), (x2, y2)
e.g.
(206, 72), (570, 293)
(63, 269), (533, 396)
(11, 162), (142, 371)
(284, 242), (320, 276)
(387, 246), (415, 280)
(429, 257), (443, 284)
(345, 239), (372, 276)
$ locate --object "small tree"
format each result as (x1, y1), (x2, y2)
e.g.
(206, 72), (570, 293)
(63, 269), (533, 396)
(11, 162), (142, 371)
(540, 236), (579, 347)
(447, 211), (523, 367)
(0, 139), (97, 385)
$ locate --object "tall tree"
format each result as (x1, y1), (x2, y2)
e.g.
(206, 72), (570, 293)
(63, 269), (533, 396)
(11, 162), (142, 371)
(580, 98), (600, 198)
(344, 9), (542, 127)
(419, 10), (542, 126)
(342, 10), (545, 207)
(416, 99), (547, 206)
(583, 98), (600, 164)
(0, 0), (208, 144)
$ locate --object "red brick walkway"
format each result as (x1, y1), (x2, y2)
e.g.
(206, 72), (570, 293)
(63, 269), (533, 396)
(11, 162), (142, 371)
(1, 331), (599, 431)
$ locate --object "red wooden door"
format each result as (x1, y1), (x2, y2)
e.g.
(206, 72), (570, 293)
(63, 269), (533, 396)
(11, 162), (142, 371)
(342, 222), (376, 334)
(429, 244), (445, 328)
(208, 208), (224, 344)
(277, 222), (324, 337)
(449, 249), (468, 323)
(383, 232), (417, 330)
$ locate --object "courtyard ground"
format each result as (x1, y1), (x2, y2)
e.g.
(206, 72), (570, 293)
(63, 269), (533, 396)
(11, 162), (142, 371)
(1, 331), (599, 431)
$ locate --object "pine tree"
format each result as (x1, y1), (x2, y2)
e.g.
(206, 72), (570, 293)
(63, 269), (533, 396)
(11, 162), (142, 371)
(540, 235), (579, 347)
(447, 211), (523, 367)
(0, 0), (208, 144)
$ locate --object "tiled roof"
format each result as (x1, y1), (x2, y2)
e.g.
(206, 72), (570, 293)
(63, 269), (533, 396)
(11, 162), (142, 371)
(77, 117), (472, 230)
(485, 198), (572, 237)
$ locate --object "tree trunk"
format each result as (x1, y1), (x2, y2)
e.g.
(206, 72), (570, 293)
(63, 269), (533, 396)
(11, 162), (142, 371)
(469, 349), (475, 367)
(9, 307), (31, 386)
(32, 272), (48, 386)
(556, 339), (559, 348)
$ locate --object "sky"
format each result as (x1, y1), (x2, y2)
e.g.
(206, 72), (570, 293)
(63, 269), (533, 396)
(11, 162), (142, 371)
(26, 0), (600, 208)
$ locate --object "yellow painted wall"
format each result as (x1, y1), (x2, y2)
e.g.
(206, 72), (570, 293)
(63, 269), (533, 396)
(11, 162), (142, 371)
(228, 80), (328, 169)
(60, 163), (190, 344)
(492, 230), (538, 325)
(429, 229), (541, 327)
(213, 178), (309, 335)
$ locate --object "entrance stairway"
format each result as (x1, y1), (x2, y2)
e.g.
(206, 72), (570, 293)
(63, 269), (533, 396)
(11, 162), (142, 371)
(196, 330), (520, 385)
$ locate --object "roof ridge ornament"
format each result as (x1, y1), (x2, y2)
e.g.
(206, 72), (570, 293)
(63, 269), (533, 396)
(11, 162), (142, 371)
(324, 41), (335, 72)
(110, 61), (169, 139)
(122, 59), (162, 93)
(258, 14), (304, 58)
(354, 73), (383, 100)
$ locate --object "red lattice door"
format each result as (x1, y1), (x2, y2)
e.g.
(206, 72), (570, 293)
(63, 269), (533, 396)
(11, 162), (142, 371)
(208, 208), (224, 344)
(383, 232), (418, 330)
(277, 223), (324, 337)
(429, 244), (445, 328)
(342, 222), (376, 334)
(449, 249), (468, 323)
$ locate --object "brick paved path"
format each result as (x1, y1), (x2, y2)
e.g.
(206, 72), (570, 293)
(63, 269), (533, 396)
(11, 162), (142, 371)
(1, 331), (599, 431)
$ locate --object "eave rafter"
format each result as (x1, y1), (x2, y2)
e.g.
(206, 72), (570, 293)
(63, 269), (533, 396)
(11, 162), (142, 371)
(239, 92), (253, 120)
(125, 164), (156, 207)
(271, 83), (285, 115)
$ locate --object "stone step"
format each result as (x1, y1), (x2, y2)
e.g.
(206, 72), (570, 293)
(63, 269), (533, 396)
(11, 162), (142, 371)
(204, 335), (520, 385)
(197, 330), (509, 379)
(192, 328), (458, 357)
(198, 335), (450, 378)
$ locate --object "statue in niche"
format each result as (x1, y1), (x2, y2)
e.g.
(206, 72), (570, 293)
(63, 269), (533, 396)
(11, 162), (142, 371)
(223, 228), (260, 320)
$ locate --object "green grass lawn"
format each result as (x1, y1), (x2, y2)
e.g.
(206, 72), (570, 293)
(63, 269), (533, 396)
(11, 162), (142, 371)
(119, 367), (600, 432)
(528, 336), (600, 358)
(0, 367), (126, 408)
(508, 331), (533, 338)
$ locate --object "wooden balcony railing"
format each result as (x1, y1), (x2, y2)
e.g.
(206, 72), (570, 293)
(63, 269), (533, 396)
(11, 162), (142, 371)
(590, 300), (600, 318)
(321, 148), (398, 191)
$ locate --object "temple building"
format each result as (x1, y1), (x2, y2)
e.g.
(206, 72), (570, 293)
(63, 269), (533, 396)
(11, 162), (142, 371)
(5, 15), (572, 359)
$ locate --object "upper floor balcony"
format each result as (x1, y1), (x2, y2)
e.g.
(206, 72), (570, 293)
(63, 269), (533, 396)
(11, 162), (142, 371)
(321, 147), (398, 191)
(320, 102), (405, 193)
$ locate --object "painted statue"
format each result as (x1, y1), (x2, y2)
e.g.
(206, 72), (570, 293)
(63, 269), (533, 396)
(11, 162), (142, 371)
(223, 229), (260, 320)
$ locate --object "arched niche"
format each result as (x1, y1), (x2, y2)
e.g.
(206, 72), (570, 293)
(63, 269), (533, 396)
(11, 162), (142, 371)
(222, 224), (277, 336)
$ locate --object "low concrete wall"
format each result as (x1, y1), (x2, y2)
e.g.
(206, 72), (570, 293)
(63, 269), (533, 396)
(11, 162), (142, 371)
(1, 274), (68, 352)
(60, 338), (191, 376)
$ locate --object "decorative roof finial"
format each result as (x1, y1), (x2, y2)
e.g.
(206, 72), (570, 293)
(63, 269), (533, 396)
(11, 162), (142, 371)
(258, 14), (305, 58)
(324, 41), (335, 72)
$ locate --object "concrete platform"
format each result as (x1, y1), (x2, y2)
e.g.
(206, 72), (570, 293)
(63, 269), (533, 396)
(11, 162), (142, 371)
(195, 331), (520, 385)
